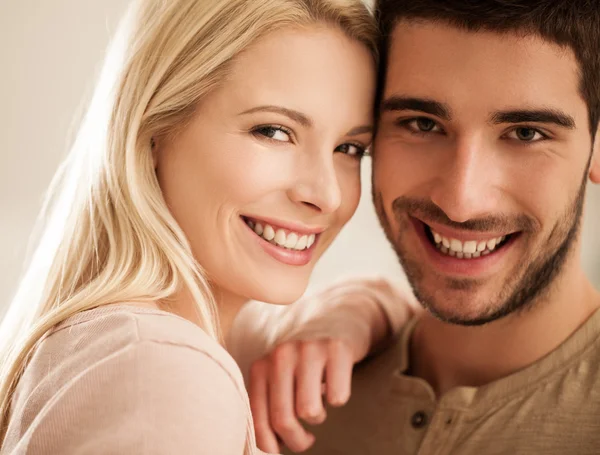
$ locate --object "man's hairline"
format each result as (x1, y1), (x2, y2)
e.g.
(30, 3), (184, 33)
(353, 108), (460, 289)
(377, 17), (598, 140)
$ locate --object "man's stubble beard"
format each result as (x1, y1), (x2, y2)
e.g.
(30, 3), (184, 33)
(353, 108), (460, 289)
(372, 169), (588, 327)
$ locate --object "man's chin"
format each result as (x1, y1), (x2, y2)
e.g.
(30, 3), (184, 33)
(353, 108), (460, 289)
(415, 287), (510, 326)
(427, 307), (505, 326)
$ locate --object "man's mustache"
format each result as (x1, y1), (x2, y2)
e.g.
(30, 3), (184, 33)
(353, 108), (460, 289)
(391, 197), (538, 233)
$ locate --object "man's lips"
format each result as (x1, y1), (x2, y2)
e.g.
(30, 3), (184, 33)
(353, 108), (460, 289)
(410, 216), (521, 277)
(424, 218), (518, 244)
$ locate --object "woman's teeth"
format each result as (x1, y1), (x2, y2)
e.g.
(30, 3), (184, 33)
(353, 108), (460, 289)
(429, 226), (508, 259)
(245, 219), (316, 251)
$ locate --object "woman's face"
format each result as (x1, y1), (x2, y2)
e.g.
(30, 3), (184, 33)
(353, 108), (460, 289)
(156, 26), (376, 305)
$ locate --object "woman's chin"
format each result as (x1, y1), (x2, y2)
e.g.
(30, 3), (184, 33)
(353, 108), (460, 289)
(248, 277), (310, 305)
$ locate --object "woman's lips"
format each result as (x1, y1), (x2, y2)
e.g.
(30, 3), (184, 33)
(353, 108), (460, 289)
(241, 217), (318, 266)
(242, 216), (318, 251)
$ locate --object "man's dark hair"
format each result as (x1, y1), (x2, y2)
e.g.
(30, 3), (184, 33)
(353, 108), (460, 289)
(376, 0), (600, 136)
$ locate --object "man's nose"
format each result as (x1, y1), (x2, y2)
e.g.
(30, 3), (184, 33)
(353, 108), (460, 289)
(430, 136), (498, 223)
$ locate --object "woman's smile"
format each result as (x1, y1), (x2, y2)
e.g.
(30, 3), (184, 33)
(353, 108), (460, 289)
(241, 215), (324, 266)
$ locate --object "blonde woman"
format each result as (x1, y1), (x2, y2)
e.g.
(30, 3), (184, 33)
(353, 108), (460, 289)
(0, 0), (415, 453)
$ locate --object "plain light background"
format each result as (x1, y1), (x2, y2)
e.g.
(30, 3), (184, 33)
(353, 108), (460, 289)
(1, 0), (598, 314)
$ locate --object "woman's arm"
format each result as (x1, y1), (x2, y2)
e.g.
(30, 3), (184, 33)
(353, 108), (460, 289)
(228, 277), (419, 453)
(228, 278), (417, 378)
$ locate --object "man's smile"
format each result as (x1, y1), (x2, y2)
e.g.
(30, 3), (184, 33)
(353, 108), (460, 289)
(409, 216), (522, 277)
(423, 221), (517, 259)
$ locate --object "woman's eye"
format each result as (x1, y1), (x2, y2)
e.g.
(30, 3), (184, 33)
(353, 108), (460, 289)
(399, 117), (443, 134)
(252, 126), (292, 142)
(335, 143), (367, 158)
(506, 127), (547, 142)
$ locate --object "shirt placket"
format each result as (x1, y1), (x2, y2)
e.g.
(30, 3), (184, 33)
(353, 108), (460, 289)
(416, 407), (464, 455)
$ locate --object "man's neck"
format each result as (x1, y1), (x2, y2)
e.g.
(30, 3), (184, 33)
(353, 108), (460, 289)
(409, 267), (600, 397)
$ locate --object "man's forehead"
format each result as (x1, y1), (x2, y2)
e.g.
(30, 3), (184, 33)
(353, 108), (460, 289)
(387, 18), (569, 48)
(381, 20), (584, 121)
(386, 20), (577, 71)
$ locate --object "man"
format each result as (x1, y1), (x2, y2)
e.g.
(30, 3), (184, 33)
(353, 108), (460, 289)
(240, 0), (600, 453)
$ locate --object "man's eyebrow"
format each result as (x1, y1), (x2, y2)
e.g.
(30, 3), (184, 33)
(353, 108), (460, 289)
(239, 105), (313, 128)
(346, 125), (373, 137)
(380, 96), (452, 120)
(490, 109), (576, 129)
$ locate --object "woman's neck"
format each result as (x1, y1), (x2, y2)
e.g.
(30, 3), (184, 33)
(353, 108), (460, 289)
(158, 284), (248, 346)
(212, 285), (249, 346)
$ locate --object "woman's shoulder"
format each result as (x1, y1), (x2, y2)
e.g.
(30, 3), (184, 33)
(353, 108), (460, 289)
(18, 303), (248, 420)
(20, 303), (247, 408)
(49, 303), (237, 373)
(5, 304), (251, 454)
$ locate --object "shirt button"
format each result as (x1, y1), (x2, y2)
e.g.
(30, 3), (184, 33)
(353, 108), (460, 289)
(411, 411), (428, 429)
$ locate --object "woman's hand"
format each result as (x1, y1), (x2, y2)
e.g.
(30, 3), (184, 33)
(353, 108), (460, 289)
(250, 336), (360, 453)
(246, 278), (418, 453)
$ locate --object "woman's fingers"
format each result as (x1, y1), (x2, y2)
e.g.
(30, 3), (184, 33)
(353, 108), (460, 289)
(268, 344), (315, 453)
(249, 339), (355, 453)
(249, 359), (281, 454)
(295, 342), (328, 425)
(324, 339), (353, 407)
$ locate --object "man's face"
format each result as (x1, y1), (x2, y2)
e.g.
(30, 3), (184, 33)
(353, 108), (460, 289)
(374, 21), (600, 325)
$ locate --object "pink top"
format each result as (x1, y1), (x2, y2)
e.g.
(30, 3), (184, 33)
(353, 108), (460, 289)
(2, 304), (275, 455)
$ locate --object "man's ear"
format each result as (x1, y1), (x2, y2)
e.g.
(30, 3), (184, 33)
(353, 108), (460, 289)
(590, 124), (600, 184)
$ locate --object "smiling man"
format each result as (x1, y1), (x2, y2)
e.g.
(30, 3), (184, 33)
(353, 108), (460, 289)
(252, 0), (600, 454)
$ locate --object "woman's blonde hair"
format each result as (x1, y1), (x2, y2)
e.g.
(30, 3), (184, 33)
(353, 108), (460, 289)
(0, 0), (378, 436)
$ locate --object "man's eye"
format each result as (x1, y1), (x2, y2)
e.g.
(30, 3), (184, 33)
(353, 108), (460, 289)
(398, 117), (443, 134)
(414, 118), (437, 132)
(335, 143), (367, 159)
(506, 127), (547, 142)
(252, 126), (292, 142)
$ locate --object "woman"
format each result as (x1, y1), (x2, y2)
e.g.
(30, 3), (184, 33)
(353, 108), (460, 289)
(0, 0), (405, 453)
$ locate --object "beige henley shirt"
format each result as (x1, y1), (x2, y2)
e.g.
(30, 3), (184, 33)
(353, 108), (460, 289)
(292, 309), (600, 455)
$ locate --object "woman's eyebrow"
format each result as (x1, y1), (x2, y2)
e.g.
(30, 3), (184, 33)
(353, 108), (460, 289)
(346, 125), (373, 136)
(239, 105), (313, 128)
(241, 106), (372, 137)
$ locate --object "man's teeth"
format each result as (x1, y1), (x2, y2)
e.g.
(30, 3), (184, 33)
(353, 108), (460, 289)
(430, 227), (508, 259)
(246, 219), (316, 251)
